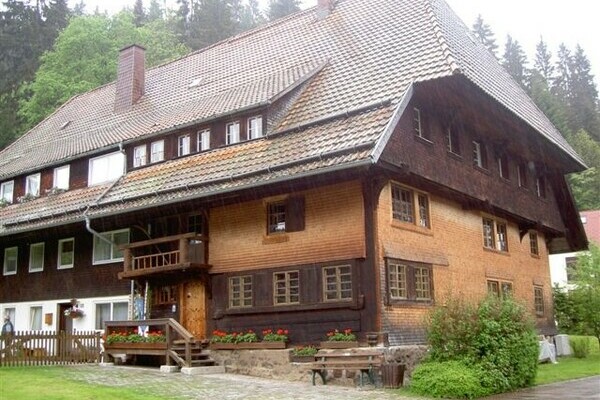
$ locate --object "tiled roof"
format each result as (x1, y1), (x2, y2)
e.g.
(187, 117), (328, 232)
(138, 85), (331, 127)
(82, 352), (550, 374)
(0, 0), (584, 236)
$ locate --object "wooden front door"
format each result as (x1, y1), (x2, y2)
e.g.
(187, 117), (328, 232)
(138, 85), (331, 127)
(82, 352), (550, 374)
(181, 280), (206, 339)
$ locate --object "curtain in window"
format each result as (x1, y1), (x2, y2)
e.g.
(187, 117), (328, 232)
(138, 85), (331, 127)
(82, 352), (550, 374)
(95, 303), (111, 330)
(113, 302), (129, 321)
(30, 307), (42, 330)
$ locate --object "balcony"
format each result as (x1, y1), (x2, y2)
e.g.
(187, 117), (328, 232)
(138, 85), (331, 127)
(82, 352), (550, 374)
(119, 233), (210, 279)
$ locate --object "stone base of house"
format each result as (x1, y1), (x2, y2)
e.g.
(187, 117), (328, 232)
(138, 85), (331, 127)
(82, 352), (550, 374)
(160, 365), (180, 373)
(209, 345), (428, 386)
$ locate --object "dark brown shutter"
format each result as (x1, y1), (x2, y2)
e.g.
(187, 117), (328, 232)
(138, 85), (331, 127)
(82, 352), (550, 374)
(285, 195), (305, 232)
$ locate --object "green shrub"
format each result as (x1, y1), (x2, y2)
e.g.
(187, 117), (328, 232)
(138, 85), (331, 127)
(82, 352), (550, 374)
(423, 296), (538, 395)
(570, 336), (591, 358)
(410, 361), (491, 399)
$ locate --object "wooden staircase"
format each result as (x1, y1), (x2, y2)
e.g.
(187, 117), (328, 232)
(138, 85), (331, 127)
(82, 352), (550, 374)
(170, 339), (215, 368)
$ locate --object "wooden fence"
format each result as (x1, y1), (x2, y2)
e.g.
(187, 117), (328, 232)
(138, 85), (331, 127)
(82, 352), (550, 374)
(0, 330), (101, 367)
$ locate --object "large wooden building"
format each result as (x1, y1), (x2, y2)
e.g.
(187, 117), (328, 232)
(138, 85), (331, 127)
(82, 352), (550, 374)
(0, 0), (587, 345)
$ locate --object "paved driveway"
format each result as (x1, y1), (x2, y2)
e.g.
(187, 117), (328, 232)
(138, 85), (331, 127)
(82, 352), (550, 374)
(485, 376), (600, 400)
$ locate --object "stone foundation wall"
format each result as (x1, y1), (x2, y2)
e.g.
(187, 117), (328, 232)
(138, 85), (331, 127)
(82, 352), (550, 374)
(208, 345), (428, 386)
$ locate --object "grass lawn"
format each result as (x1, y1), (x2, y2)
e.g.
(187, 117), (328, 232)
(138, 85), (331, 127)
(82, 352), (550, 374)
(535, 335), (600, 385)
(0, 366), (166, 400)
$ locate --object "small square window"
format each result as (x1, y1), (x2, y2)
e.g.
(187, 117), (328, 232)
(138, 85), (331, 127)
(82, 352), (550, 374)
(487, 279), (512, 299)
(248, 116), (263, 139)
(53, 165), (70, 190)
(197, 129), (210, 152)
(134, 145), (147, 167)
(29, 242), (44, 273)
(150, 140), (164, 163)
(3, 247), (18, 275)
(178, 134), (190, 156)
(58, 238), (75, 269)
(0, 181), (14, 203)
(25, 173), (41, 197)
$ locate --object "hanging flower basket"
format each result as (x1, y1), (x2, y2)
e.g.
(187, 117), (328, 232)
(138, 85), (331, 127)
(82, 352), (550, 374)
(64, 307), (84, 319)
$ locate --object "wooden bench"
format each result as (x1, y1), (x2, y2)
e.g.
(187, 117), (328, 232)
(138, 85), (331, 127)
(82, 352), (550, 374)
(308, 349), (384, 386)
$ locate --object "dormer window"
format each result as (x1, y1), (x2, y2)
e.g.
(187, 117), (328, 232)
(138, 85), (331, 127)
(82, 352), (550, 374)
(88, 151), (125, 186)
(53, 165), (70, 190)
(133, 145), (147, 167)
(248, 116), (263, 139)
(25, 173), (41, 196)
(151, 140), (164, 163)
(178, 134), (190, 156)
(1, 180), (14, 203)
(198, 129), (210, 152)
(226, 122), (240, 145)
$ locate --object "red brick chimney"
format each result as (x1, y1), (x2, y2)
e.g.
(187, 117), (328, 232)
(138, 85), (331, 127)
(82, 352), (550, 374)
(317, 0), (335, 19)
(114, 44), (146, 113)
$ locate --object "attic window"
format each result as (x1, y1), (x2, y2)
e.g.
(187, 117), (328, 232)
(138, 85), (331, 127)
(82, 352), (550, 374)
(60, 121), (72, 130)
(188, 78), (202, 88)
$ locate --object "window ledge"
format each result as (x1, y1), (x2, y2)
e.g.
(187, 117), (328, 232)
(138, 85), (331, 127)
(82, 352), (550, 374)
(447, 151), (462, 161)
(391, 220), (433, 236)
(262, 234), (290, 245)
(386, 300), (434, 309)
(473, 165), (490, 175)
(530, 253), (541, 259)
(482, 247), (510, 257)
(414, 135), (433, 146)
(218, 299), (359, 318)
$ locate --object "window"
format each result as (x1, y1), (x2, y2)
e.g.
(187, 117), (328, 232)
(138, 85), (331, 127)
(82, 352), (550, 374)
(566, 256), (578, 283)
(133, 145), (147, 167)
(268, 201), (286, 233)
(226, 122), (240, 145)
(53, 165), (70, 190)
(248, 116), (263, 139)
(413, 107), (423, 138)
(386, 259), (433, 302)
(187, 214), (204, 234)
(25, 173), (41, 196)
(273, 271), (299, 305)
(178, 134), (190, 156)
(92, 229), (129, 264)
(391, 184), (430, 228)
(28, 242), (44, 273)
(517, 162), (528, 188)
(482, 217), (509, 252)
(30, 306), (42, 330)
(0, 180), (14, 203)
(536, 176), (546, 198)
(266, 196), (305, 235)
(323, 265), (352, 301)
(58, 238), (75, 269)
(89, 151), (125, 185)
(229, 276), (253, 308)
(529, 232), (539, 256)
(498, 154), (510, 180)
(3, 247), (18, 275)
(446, 128), (460, 155)
(154, 285), (177, 304)
(487, 279), (512, 299)
(472, 141), (486, 168)
(2, 307), (15, 326)
(95, 302), (128, 330)
(197, 129), (210, 152)
(150, 140), (164, 163)
(534, 286), (544, 316)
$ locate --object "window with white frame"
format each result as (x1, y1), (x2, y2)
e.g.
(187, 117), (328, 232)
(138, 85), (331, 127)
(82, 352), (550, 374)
(1, 180), (14, 203)
(482, 217), (508, 252)
(446, 128), (460, 155)
(133, 145), (147, 167)
(498, 154), (510, 180)
(473, 140), (486, 168)
(517, 162), (528, 188)
(391, 184), (430, 228)
(53, 165), (70, 190)
(92, 229), (130, 264)
(229, 275), (253, 308)
(536, 176), (546, 198)
(30, 306), (42, 330)
(95, 301), (128, 330)
(28, 242), (44, 273)
(323, 265), (352, 301)
(25, 173), (41, 196)
(248, 116), (263, 139)
(273, 271), (299, 305)
(150, 140), (164, 163)
(3, 247), (18, 275)
(197, 129), (210, 151)
(58, 238), (75, 269)
(226, 121), (240, 145)
(88, 152), (124, 185)
(178, 134), (190, 156)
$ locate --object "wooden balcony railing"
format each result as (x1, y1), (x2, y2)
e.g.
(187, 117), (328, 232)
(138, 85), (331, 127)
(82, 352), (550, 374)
(119, 233), (209, 279)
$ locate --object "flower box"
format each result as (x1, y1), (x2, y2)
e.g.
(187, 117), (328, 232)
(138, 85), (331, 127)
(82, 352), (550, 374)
(209, 342), (286, 350)
(319, 341), (359, 349)
(104, 342), (167, 350)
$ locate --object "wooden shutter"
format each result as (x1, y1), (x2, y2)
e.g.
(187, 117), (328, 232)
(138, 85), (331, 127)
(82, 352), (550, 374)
(285, 195), (305, 232)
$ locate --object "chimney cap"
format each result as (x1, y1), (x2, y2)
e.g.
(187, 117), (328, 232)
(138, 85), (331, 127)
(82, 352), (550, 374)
(119, 44), (146, 52)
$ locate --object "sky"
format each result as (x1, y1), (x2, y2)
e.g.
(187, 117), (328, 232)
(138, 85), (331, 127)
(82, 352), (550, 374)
(68, 0), (598, 87)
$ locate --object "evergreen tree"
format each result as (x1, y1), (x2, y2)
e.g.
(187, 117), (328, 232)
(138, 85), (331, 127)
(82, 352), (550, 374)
(471, 14), (498, 58)
(552, 44), (572, 104)
(534, 37), (554, 84)
(530, 70), (570, 136)
(568, 46), (600, 141)
(174, 0), (190, 42)
(73, 0), (85, 16)
(566, 129), (600, 210)
(148, 0), (164, 21)
(133, 0), (146, 27)
(238, 0), (264, 32)
(268, 0), (300, 21)
(502, 35), (528, 89)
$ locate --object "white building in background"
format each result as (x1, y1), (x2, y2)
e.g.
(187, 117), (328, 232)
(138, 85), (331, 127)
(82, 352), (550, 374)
(549, 210), (600, 288)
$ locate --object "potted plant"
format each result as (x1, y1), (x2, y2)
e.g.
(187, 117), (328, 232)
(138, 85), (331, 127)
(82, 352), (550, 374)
(290, 345), (318, 362)
(209, 329), (287, 349)
(320, 328), (358, 348)
(104, 329), (166, 349)
(63, 306), (85, 319)
(261, 328), (289, 342)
